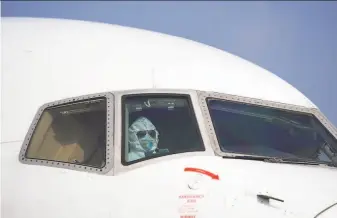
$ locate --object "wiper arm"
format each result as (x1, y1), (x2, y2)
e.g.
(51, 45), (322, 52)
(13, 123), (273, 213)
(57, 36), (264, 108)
(264, 157), (320, 165)
(222, 155), (337, 168)
(267, 157), (337, 168)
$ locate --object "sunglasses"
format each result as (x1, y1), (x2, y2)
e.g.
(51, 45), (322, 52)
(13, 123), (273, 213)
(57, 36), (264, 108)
(136, 130), (157, 139)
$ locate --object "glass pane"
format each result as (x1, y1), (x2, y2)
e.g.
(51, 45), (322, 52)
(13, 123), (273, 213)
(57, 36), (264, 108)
(122, 95), (204, 164)
(26, 98), (107, 168)
(207, 98), (337, 164)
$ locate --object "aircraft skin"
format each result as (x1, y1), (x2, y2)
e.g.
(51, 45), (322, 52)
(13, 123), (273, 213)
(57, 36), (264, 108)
(1, 17), (337, 218)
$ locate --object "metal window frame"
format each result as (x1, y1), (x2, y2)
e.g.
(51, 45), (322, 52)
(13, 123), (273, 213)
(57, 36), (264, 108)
(18, 92), (115, 174)
(112, 89), (216, 175)
(197, 90), (337, 159)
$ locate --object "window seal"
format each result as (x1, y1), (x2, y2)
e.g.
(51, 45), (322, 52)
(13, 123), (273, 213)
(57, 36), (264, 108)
(18, 92), (114, 174)
(120, 93), (206, 166)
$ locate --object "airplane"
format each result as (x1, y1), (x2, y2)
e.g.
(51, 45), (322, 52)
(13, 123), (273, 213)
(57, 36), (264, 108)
(1, 17), (337, 218)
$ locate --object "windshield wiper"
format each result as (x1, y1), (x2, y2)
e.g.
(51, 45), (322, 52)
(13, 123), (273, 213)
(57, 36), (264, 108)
(266, 157), (337, 168)
(264, 157), (319, 165)
(222, 155), (337, 168)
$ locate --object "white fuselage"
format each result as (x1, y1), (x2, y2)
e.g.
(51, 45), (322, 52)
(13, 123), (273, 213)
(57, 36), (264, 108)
(1, 17), (337, 218)
(2, 141), (337, 218)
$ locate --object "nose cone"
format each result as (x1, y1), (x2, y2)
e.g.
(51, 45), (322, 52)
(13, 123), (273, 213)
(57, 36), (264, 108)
(315, 203), (337, 218)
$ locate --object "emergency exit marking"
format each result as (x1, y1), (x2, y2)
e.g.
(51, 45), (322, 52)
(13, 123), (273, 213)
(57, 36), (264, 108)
(178, 194), (204, 218)
(179, 194), (204, 199)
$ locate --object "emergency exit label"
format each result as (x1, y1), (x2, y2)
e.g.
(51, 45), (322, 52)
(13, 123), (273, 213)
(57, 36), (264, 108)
(178, 194), (204, 218)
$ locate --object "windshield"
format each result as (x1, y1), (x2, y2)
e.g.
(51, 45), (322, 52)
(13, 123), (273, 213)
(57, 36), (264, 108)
(122, 95), (205, 165)
(25, 98), (107, 168)
(207, 98), (337, 165)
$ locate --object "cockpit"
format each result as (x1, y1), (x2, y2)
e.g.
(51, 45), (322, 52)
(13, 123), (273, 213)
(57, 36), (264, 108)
(19, 90), (337, 174)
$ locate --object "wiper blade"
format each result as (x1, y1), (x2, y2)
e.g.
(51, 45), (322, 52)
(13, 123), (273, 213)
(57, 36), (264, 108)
(222, 155), (337, 168)
(264, 157), (320, 165)
(268, 157), (337, 168)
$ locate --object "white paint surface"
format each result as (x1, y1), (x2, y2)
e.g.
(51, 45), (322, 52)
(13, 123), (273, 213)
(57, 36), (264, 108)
(1, 18), (336, 218)
(2, 17), (316, 143)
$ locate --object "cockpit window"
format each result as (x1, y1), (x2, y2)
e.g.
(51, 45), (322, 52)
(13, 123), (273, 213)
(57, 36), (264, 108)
(25, 98), (107, 168)
(122, 95), (205, 165)
(207, 98), (337, 164)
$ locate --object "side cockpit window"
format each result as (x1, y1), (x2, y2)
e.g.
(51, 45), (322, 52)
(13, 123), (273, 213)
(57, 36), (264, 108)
(122, 95), (205, 164)
(207, 98), (337, 164)
(22, 95), (113, 172)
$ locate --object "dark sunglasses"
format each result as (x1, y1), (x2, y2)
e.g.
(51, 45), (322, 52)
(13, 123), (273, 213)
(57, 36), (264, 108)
(136, 130), (157, 139)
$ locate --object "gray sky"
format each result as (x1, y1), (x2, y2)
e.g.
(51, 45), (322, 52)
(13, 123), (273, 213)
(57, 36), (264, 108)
(2, 1), (337, 125)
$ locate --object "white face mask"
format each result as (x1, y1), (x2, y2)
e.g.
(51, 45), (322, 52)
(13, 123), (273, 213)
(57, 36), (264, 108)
(128, 117), (159, 153)
(136, 130), (157, 152)
(138, 131), (157, 152)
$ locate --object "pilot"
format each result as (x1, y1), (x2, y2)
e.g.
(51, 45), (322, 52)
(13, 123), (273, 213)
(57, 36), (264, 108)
(128, 116), (159, 162)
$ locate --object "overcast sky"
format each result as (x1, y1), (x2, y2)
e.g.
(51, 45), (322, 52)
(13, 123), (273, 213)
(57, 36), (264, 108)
(2, 1), (337, 125)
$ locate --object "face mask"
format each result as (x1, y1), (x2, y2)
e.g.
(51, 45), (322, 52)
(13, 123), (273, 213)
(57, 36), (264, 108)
(138, 132), (157, 152)
(128, 117), (159, 154)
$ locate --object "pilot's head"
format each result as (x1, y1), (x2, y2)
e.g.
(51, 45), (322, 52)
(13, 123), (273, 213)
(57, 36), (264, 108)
(128, 117), (159, 154)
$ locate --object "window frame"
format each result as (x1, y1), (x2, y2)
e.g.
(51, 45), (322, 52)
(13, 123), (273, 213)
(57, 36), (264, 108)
(19, 92), (114, 174)
(197, 90), (337, 159)
(112, 89), (215, 174)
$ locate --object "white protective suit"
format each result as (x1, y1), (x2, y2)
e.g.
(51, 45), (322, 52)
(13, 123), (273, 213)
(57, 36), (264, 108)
(128, 116), (159, 162)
